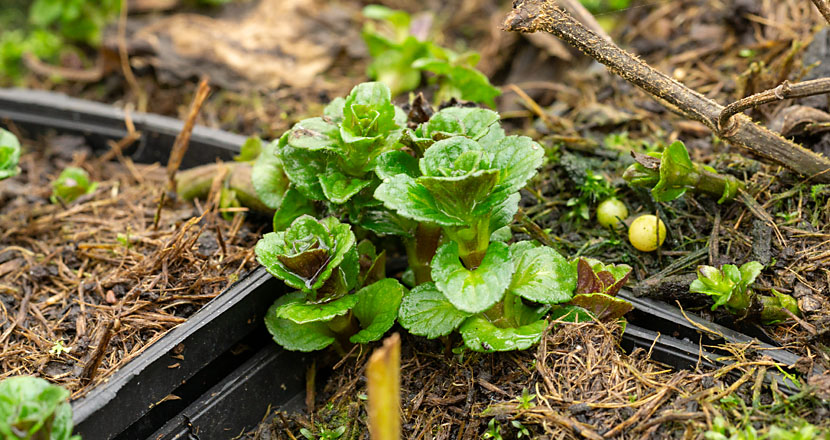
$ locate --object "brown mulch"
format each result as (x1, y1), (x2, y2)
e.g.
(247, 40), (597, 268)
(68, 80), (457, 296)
(0, 133), (258, 398)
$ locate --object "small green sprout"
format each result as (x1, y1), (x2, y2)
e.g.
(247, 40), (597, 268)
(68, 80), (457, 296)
(516, 388), (536, 410)
(0, 376), (81, 440)
(623, 140), (743, 203)
(362, 6), (500, 106)
(49, 340), (71, 357)
(50, 166), (97, 204)
(482, 419), (503, 440)
(0, 128), (21, 181)
(690, 262), (800, 324)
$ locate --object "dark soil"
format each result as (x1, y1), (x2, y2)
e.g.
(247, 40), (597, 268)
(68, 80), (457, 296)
(0, 131), (258, 397)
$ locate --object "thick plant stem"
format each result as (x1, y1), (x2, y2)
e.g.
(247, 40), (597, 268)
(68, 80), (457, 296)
(502, 1), (830, 183)
(406, 224), (442, 284)
(367, 334), (401, 440)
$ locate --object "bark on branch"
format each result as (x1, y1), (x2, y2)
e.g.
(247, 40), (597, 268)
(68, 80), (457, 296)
(720, 78), (830, 133)
(502, 0), (830, 183)
(812, 0), (830, 24)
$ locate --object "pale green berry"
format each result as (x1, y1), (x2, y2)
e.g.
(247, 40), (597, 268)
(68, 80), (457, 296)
(596, 198), (628, 229)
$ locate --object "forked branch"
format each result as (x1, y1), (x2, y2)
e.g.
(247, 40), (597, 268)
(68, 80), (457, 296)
(502, 0), (830, 183)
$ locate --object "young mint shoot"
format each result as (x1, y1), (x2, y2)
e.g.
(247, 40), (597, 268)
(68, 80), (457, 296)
(624, 140), (743, 203)
(253, 81), (633, 354)
(0, 376), (80, 440)
(690, 262), (800, 324)
(362, 6), (500, 106)
(50, 166), (97, 204)
(257, 215), (403, 352)
(0, 128), (21, 181)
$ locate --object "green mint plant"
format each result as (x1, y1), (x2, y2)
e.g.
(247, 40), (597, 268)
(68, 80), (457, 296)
(690, 262), (800, 324)
(255, 215), (403, 352)
(0, 128), (21, 181)
(50, 166), (97, 204)
(623, 140), (743, 203)
(252, 81), (627, 354)
(362, 5), (500, 106)
(257, 82), (405, 224)
(0, 376), (80, 440)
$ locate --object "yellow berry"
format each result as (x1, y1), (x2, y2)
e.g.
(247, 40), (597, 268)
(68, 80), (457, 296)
(596, 198), (628, 229)
(628, 215), (667, 252)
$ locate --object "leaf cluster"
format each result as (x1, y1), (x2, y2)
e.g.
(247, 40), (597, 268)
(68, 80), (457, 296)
(50, 166), (97, 204)
(690, 262), (800, 324)
(254, 82), (634, 353)
(0, 376), (80, 440)
(362, 6), (500, 106)
(623, 140), (742, 203)
(0, 128), (21, 181)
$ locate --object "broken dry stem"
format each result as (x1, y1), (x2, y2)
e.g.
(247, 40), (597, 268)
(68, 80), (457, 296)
(719, 78), (830, 133)
(502, 0), (830, 182)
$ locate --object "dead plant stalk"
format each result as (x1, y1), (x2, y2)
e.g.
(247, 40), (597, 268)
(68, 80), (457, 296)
(502, 0), (830, 183)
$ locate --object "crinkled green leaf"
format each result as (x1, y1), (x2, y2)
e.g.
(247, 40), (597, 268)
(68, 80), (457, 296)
(324, 98), (346, 120)
(319, 163), (372, 204)
(444, 65), (502, 109)
(723, 264), (742, 285)
(278, 143), (327, 200)
(274, 293), (359, 324)
(235, 136), (262, 162)
(374, 150), (420, 180)
(340, 245), (360, 292)
(255, 215), (355, 293)
(420, 136), (485, 177)
(489, 192), (520, 232)
(459, 316), (548, 352)
(422, 107), (503, 144)
(356, 207), (417, 238)
(51, 166), (97, 203)
(0, 375), (79, 440)
(350, 278), (405, 344)
(569, 293), (633, 321)
(738, 261), (763, 291)
(419, 172), (499, 221)
(286, 117), (341, 151)
(252, 138), (291, 209)
(432, 241), (513, 313)
(272, 188), (316, 231)
(264, 292), (335, 352)
(490, 136), (544, 194)
(652, 141), (698, 202)
(375, 174), (466, 226)
(508, 242), (575, 304)
(342, 82), (399, 137)
(398, 282), (471, 338)
(0, 128), (21, 181)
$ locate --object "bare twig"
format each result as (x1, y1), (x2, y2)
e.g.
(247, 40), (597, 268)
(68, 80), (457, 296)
(502, 0), (830, 182)
(811, 0), (830, 24)
(166, 78), (211, 190)
(719, 78), (830, 133)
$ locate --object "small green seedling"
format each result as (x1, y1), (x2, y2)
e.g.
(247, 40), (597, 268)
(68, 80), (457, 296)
(0, 376), (80, 440)
(48, 340), (71, 357)
(362, 5), (500, 106)
(623, 140), (743, 203)
(256, 215), (403, 352)
(51, 166), (97, 204)
(0, 128), (21, 181)
(690, 262), (800, 324)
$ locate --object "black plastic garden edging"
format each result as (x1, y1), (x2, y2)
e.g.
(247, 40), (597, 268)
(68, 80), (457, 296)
(0, 88), (288, 440)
